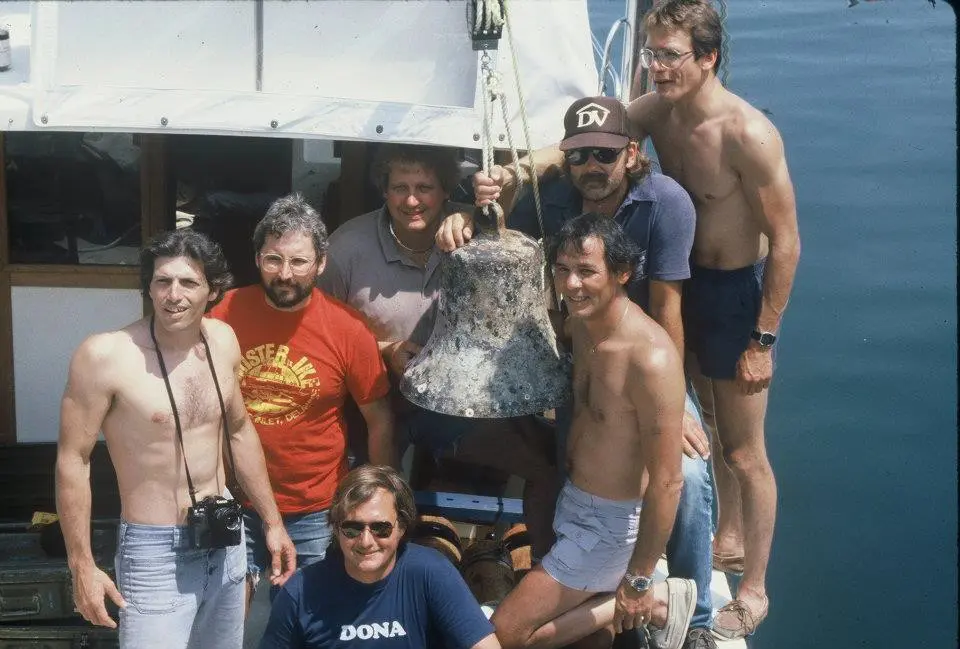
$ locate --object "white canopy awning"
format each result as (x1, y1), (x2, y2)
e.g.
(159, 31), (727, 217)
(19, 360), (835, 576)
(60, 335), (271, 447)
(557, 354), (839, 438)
(0, 0), (597, 149)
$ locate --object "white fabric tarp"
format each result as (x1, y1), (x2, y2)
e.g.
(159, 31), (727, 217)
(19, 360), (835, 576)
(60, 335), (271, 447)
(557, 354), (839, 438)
(1, 0), (598, 149)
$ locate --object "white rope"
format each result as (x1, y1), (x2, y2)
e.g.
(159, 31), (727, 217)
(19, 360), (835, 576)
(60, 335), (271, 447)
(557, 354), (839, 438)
(500, 0), (558, 310)
(473, 0), (557, 307)
(501, 0), (544, 243)
(479, 50), (504, 230)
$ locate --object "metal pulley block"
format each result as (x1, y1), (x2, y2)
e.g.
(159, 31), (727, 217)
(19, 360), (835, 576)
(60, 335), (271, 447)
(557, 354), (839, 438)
(468, 0), (505, 51)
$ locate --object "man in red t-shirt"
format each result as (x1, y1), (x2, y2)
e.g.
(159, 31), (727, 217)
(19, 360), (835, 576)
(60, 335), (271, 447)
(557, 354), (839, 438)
(208, 193), (395, 603)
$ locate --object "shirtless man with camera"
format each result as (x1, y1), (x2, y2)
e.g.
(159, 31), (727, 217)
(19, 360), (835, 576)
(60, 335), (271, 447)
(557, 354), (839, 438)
(56, 229), (295, 649)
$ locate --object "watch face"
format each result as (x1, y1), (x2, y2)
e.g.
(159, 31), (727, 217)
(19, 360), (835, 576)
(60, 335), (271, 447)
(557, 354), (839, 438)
(631, 576), (652, 591)
(752, 330), (777, 346)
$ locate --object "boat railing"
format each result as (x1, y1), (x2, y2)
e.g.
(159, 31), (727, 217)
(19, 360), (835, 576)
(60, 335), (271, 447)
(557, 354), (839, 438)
(595, 17), (630, 99)
(595, 0), (648, 102)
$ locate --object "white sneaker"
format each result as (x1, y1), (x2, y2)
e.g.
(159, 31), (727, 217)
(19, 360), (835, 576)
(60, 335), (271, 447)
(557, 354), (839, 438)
(649, 578), (697, 649)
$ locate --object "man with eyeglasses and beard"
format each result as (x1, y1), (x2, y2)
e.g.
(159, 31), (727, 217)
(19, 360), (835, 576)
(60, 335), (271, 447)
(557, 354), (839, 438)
(259, 465), (500, 649)
(437, 96), (717, 649)
(208, 193), (397, 608)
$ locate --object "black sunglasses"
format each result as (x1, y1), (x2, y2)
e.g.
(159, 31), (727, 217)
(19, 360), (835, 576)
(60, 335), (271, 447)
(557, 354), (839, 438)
(565, 147), (624, 166)
(339, 520), (395, 539)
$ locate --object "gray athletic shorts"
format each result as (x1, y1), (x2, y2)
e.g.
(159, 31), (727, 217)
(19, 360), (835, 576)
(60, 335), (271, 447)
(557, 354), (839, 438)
(541, 481), (642, 592)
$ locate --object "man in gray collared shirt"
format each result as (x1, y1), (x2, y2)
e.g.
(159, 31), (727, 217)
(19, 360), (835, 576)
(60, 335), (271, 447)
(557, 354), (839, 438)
(318, 144), (559, 560)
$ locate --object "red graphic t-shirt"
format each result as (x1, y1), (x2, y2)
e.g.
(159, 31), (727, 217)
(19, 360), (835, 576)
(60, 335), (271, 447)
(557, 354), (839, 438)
(208, 287), (389, 514)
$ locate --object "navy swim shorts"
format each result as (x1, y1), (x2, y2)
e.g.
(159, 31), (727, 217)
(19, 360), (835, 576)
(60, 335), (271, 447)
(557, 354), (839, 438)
(682, 258), (775, 380)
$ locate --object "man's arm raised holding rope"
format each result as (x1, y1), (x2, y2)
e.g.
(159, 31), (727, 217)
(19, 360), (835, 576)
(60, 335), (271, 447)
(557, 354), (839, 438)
(435, 146), (565, 252)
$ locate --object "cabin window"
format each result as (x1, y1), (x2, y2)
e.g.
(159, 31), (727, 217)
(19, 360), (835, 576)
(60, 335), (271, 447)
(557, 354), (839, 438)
(4, 131), (142, 265)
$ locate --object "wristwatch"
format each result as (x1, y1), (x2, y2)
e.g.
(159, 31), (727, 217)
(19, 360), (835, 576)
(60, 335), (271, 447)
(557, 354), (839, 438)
(750, 329), (777, 348)
(623, 570), (655, 593)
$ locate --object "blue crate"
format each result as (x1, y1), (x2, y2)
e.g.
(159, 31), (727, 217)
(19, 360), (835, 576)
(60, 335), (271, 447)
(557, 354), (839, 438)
(414, 491), (524, 524)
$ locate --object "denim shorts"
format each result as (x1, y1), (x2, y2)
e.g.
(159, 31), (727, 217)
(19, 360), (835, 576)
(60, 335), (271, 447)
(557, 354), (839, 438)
(242, 508), (332, 592)
(114, 520), (246, 649)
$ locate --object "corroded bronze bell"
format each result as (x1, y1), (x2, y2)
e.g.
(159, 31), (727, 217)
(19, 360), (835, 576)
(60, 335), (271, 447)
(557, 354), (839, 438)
(400, 213), (571, 418)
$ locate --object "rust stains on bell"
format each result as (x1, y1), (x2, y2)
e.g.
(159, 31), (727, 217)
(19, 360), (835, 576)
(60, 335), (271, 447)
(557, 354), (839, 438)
(400, 207), (571, 418)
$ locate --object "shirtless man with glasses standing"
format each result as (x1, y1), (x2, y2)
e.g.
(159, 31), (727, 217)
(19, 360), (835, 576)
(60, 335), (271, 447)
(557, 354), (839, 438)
(208, 193), (397, 607)
(628, 0), (801, 639)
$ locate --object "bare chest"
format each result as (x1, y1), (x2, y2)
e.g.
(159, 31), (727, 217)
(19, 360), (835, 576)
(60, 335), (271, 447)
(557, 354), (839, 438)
(651, 121), (739, 207)
(571, 352), (635, 425)
(111, 352), (228, 435)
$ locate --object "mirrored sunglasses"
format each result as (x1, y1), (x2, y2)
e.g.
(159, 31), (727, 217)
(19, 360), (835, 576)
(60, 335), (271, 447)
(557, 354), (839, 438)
(564, 147), (623, 166)
(339, 520), (395, 539)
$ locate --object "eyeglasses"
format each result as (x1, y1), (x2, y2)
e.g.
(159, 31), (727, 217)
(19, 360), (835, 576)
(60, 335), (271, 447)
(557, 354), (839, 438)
(638, 47), (694, 70)
(564, 147), (624, 166)
(339, 520), (395, 539)
(259, 254), (317, 275)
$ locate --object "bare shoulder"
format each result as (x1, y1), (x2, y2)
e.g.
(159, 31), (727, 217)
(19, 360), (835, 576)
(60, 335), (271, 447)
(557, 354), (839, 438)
(723, 93), (786, 165)
(77, 324), (138, 364)
(627, 91), (670, 134)
(202, 317), (241, 359)
(624, 308), (682, 380)
(68, 324), (142, 388)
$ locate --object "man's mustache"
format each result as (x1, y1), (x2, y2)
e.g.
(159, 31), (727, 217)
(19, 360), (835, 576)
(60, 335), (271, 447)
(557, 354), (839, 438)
(581, 173), (608, 184)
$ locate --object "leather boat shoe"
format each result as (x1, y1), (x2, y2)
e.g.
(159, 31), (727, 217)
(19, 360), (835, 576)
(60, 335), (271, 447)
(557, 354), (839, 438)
(711, 550), (745, 576)
(711, 595), (769, 640)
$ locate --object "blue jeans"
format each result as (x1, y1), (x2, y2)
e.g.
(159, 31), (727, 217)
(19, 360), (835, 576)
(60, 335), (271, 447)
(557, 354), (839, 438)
(555, 393), (714, 630)
(114, 520), (246, 649)
(402, 406), (477, 457)
(667, 402), (714, 630)
(242, 508), (332, 596)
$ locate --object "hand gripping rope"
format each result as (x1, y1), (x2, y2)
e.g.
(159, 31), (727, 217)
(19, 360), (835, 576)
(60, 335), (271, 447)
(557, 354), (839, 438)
(472, 0), (559, 308)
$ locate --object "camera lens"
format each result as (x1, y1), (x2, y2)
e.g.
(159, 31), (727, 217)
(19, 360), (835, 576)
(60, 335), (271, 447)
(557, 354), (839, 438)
(214, 507), (242, 531)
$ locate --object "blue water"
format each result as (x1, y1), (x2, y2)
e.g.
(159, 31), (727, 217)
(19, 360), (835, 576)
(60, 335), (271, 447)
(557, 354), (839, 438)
(587, 1), (958, 647)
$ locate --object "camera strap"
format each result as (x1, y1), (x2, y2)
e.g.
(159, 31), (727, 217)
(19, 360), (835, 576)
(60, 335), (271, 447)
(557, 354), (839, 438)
(149, 316), (235, 509)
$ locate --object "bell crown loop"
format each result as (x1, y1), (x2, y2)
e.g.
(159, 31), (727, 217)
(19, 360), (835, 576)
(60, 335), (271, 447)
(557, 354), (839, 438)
(475, 202), (506, 236)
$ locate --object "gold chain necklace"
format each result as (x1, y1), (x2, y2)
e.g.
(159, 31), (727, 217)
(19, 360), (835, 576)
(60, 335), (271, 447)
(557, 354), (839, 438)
(389, 220), (434, 255)
(589, 301), (630, 354)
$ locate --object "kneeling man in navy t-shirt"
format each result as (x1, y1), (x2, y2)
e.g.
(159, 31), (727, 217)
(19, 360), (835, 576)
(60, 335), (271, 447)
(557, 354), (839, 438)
(259, 465), (499, 649)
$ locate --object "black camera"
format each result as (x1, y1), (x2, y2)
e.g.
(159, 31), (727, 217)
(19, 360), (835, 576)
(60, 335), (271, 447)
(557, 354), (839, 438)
(187, 495), (242, 549)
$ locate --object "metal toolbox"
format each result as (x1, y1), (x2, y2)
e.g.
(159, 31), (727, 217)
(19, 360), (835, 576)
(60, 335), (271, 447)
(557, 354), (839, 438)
(0, 622), (118, 648)
(0, 525), (116, 623)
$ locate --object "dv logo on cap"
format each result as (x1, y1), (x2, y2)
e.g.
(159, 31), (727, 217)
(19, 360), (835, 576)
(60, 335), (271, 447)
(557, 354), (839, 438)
(575, 103), (610, 128)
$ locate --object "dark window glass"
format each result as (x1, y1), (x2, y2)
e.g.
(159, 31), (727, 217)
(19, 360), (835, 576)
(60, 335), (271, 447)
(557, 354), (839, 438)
(5, 132), (141, 264)
(169, 135), (292, 287)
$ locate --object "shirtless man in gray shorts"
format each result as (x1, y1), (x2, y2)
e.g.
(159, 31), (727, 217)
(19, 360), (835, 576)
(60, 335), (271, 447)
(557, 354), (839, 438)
(56, 229), (296, 649)
(491, 214), (695, 649)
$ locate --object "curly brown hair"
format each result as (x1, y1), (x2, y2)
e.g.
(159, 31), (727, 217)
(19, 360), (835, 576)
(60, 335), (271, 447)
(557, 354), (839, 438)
(369, 144), (462, 196)
(140, 228), (233, 306)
